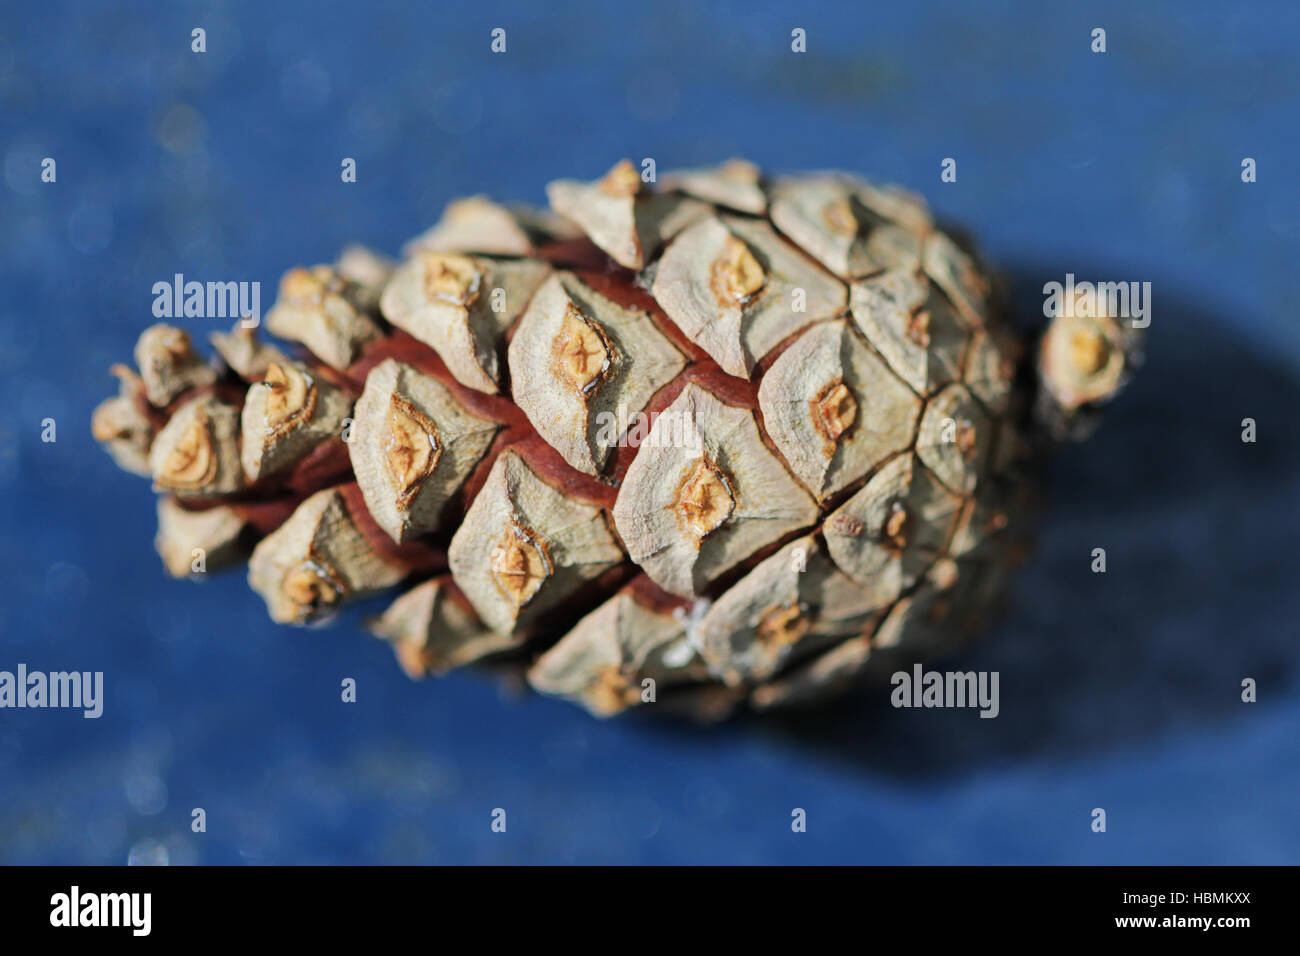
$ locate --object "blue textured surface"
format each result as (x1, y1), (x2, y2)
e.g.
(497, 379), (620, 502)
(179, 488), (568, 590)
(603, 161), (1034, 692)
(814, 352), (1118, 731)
(1, 0), (1297, 864)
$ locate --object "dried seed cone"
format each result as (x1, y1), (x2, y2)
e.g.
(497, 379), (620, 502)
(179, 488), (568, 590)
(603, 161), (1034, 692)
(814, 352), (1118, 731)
(92, 160), (1139, 720)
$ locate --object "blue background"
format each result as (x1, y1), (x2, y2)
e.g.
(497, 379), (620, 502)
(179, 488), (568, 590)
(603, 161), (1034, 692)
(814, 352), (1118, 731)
(1, 0), (1297, 864)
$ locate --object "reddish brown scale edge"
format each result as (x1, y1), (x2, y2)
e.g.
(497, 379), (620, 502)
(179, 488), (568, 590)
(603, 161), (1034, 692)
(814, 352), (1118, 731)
(566, 267), (715, 367)
(337, 482), (446, 578)
(507, 433), (621, 510)
(345, 330), (527, 429)
(536, 237), (626, 274)
(602, 363), (764, 483)
(270, 438), (354, 497)
(227, 497), (303, 536)
(621, 573), (694, 616)
(156, 381), (247, 420)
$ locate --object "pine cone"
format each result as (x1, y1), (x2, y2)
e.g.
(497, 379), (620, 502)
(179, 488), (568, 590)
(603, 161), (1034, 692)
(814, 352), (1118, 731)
(92, 160), (1139, 719)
